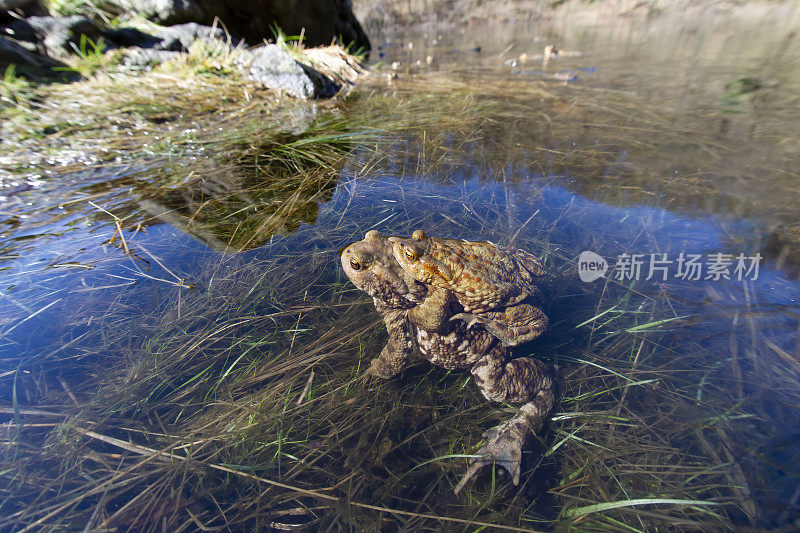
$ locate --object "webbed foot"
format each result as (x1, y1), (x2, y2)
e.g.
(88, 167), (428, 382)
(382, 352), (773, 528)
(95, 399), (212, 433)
(453, 416), (534, 494)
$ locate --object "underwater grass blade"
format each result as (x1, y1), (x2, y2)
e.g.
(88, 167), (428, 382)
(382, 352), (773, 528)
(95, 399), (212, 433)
(563, 498), (721, 519)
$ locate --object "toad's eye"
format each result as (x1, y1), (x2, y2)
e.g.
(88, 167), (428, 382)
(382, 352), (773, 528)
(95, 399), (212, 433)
(404, 248), (418, 261)
(350, 258), (362, 270)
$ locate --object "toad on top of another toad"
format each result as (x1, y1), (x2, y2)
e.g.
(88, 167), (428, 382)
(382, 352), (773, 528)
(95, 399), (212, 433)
(391, 230), (548, 347)
(340, 230), (554, 493)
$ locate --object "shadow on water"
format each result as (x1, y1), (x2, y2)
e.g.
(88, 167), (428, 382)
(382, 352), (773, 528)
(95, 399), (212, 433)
(1, 5), (800, 531)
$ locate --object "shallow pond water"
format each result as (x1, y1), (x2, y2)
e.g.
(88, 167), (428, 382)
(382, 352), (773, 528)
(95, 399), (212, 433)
(2, 4), (800, 531)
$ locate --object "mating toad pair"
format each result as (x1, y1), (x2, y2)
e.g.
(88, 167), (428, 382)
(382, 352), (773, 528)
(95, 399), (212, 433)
(341, 230), (554, 493)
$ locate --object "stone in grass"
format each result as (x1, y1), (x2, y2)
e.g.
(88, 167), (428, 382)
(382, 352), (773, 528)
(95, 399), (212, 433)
(153, 22), (234, 52)
(0, 34), (78, 80)
(1, 17), (229, 58)
(235, 44), (339, 99)
(3, 15), (105, 59)
(117, 0), (204, 26)
(119, 48), (181, 69)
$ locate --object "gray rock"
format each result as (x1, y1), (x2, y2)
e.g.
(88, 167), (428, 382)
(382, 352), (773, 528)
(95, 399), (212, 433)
(2, 17), (163, 56)
(234, 44), (339, 99)
(119, 47), (181, 68)
(117, 0), (204, 26)
(153, 22), (230, 51)
(5, 16), (105, 59)
(235, 44), (315, 99)
(0, 34), (77, 80)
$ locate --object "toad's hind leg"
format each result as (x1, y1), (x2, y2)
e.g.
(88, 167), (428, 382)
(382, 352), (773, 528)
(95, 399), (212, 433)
(454, 348), (554, 494)
(453, 303), (549, 347)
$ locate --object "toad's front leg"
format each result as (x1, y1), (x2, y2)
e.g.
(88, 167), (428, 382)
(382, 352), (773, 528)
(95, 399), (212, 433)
(407, 287), (454, 333)
(366, 307), (420, 379)
(454, 349), (554, 494)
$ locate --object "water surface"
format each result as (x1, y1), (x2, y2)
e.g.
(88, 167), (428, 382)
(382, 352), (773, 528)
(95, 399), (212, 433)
(2, 5), (800, 530)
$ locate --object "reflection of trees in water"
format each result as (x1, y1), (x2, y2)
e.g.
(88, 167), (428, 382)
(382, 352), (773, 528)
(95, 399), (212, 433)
(131, 104), (350, 251)
(139, 166), (339, 252)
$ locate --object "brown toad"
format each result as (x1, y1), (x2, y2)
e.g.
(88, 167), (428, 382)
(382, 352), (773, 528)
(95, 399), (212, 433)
(340, 230), (554, 492)
(340, 229), (427, 378)
(392, 230), (548, 347)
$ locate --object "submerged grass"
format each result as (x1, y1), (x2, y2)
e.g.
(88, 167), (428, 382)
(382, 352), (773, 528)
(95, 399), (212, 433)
(1, 49), (799, 531)
(1, 181), (782, 529)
